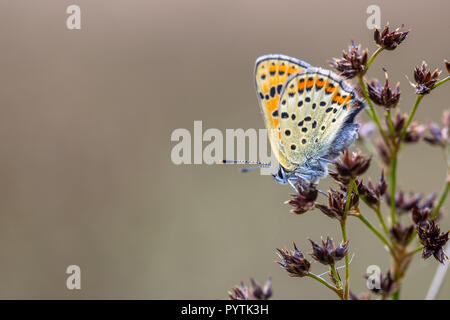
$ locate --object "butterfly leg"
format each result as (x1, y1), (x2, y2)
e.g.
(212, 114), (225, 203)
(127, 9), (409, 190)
(287, 179), (299, 193)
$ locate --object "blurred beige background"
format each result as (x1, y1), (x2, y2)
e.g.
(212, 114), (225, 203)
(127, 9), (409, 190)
(0, 0), (448, 299)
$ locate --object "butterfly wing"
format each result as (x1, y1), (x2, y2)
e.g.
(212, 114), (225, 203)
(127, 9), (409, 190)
(254, 55), (310, 171)
(278, 67), (365, 172)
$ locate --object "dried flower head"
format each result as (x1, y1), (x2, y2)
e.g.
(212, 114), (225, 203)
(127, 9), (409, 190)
(417, 220), (449, 263)
(389, 111), (407, 135)
(385, 189), (423, 214)
(390, 222), (415, 246)
(365, 269), (400, 298)
(357, 121), (376, 141)
(334, 149), (371, 179)
(375, 138), (392, 165)
(309, 237), (349, 266)
(228, 277), (272, 300)
(276, 242), (311, 277)
(412, 207), (432, 225)
(403, 122), (425, 143)
(424, 122), (449, 147)
(411, 61), (441, 95)
(285, 181), (318, 214)
(374, 24), (410, 51)
(366, 69), (401, 109)
(329, 41), (368, 79)
(316, 187), (358, 221)
(357, 170), (387, 206)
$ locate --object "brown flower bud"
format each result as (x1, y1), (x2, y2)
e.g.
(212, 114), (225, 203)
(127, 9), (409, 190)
(334, 149), (371, 179)
(366, 69), (401, 109)
(424, 122), (449, 147)
(411, 61), (441, 95)
(412, 207), (432, 225)
(329, 41), (368, 79)
(375, 138), (391, 165)
(285, 181), (318, 214)
(374, 24), (409, 51)
(390, 222), (415, 246)
(309, 237), (349, 266)
(316, 187), (358, 221)
(228, 277), (272, 300)
(276, 242), (311, 277)
(417, 220), (449, 264)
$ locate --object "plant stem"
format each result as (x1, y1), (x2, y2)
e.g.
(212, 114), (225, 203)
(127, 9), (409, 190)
(358, 75), (391, 149)
(307, 273), (342, 298)
(390, 151), (398, 226)
(353, 212), (394, 255)
(386, 109), (395, 137)
(375, 206), (389, 235)
(432, 181), (450, 219)
(359, 196), (389, 235)
(365, 47), (384, 72)
(400, 95), (423, 140)
(392, 288), (401, 300)
(340, 222), (349, 300)
(407, 246), (423, 257)
(329, 264), (342, 289)
(341, 178), (355, 300)
(432, 75), (450, 90)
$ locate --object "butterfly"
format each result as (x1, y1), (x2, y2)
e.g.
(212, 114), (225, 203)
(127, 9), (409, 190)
(254, 54), (365, 189)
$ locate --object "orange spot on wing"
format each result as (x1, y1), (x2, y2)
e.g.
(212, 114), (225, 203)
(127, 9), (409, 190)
(269, 65), (277, 74)
(342, 95), (351, 105)
(266, 98), (278, 111)
(315, 79), (324, 89)
(306, 77), (314, 89)
(288, 66), (298, 74)
(332, 92), (340, 103)
(326, 83), (336, 94)
(297, 80), (305, 91)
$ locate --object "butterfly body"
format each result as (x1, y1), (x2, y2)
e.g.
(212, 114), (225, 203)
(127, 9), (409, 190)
(254, 54), (365, 185)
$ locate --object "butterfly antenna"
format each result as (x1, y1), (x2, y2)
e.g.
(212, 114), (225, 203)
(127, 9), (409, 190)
(222, 159), (268, 165)
(222, 159), (273, 173)
(240, 165), (272, 173)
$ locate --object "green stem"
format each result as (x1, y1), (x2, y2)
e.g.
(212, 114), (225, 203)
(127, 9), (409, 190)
(392, 288), (401, 300)
(432, 181), (450, 219)
(359, 196), (389, 235)
(386, 109), (395, 137)
(407, 246), (423, 257)
(365, 47), (384, 72)
(390, 152), (398, 226)
(432, 75), (450, 90)
(307, 273), (342, 298)
(400, 95), (423, 140)
(358, 75), (391, 149)
(341, 178), (355, 300)
(354, 213), (394, 255)
(330, 264), (342, 289)
(375, 206), (389, 236)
